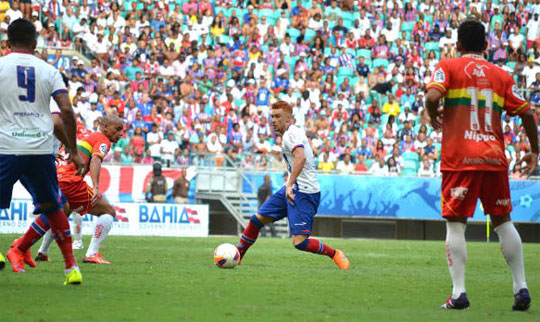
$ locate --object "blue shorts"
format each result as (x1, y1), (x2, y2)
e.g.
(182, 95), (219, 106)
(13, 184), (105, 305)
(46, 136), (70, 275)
(20, 174), (67, 214)
(258, 186), (321, 235)
(0, 154), (62, 214)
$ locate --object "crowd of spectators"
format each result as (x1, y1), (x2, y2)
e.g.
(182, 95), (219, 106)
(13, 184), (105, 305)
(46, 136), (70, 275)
(0, 0), (539, 177)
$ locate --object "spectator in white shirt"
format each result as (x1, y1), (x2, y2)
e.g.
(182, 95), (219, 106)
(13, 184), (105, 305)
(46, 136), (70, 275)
(336, 154), (355, 174)
(160, 132), (180, 167)
(527, 13), (540, 48)
(508, 27), (525, 56)
(369, 157), (388, 176)
(417, 158), (435, 177)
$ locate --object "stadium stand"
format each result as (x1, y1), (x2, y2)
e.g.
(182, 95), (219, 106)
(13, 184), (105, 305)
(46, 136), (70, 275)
(0, 0), (538, 178)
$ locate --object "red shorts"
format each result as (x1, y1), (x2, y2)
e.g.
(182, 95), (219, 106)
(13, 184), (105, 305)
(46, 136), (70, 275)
(58, 176), (93, 215)
(441, 171), (512, 218)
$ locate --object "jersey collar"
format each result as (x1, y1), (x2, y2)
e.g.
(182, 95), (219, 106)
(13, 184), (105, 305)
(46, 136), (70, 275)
(462, 53), (486, 61)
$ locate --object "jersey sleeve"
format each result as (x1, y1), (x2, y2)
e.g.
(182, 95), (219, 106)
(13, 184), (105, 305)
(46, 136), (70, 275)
(503, 76), (529, 116)
(51, 69), (68, 97)
(91, 134), (111, 160)
(426, 60), (450, 95)
(285, 127), (305, 154)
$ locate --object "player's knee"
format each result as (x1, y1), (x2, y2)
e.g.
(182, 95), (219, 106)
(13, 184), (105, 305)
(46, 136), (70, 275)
(253, 214), (271, 226)
(292, 234), (308, 249)
(107, 206), (116, 218)
(491, 214), (511, 228)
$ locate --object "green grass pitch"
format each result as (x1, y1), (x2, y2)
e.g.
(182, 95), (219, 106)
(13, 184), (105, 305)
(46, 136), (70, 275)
(0, 235), (538, 322)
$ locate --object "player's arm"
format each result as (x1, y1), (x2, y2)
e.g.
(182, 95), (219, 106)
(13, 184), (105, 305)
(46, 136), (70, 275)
(518, 109), (539, 178)
(54, 91), (85, 175)
(286, 146), (306, 205)
(425, 88), (444, 130)
(89, 155), (103, 207)
(52, 114), (69, 150)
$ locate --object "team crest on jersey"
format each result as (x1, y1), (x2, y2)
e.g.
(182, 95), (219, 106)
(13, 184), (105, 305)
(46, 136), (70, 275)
(464, 62), (489, 79)
(511, 85), (525, 100)
(99, 143), (109, 155)
(288, 132), (296, 142)
(433, 68), (445, 83)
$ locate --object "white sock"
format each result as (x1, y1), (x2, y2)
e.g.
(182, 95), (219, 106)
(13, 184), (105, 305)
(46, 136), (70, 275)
(71, 212), (83, 242)
(446, 221), (467, 298)
(494, 221), (528, 294)
(85, 214), (113, 257)
(38, 230), (54, 255)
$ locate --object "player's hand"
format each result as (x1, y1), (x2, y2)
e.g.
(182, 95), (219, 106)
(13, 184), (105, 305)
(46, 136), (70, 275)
(91, 186), (101, 207)
(68, 152), (86, 176)
(428, 109), (443, 131)
(519, 153), (538, 179)
(286, 184), (295, 206)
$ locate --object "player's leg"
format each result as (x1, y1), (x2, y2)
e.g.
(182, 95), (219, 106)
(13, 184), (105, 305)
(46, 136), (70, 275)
(2, 155), (36, 272)
(35, 202), (70, 261)
(288, 191), (349, 269)
(83, 199), (116, 264)
(482, 172), (530, 311)
(439, 171), (480, 309)
(236, 187), (287, 260)
(71, 212), (84, 249)
(17, 155), (80, 283)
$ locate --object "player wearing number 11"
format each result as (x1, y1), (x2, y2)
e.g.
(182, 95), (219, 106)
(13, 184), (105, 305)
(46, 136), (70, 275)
(0, 19), (85, 284)
(425, 18), (539, 311)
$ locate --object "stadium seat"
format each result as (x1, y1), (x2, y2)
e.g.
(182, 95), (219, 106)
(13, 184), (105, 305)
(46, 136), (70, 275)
(338, 67), (354, 77)
(372, 58), (389, 69)
(402, 151), (420, 162)
(342, 12), (354, 23)
(288, 28), (301, 39)
(401, 21), (415, 32)
(305, 29), (316, 41)
(357, 49), (372, 59)
(424, 42), (440, 52)
(381, 114), (390, 126)
(365, 159), (374, 168)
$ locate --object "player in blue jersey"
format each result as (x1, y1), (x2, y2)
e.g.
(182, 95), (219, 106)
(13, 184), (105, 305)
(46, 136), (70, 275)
(0, 19), (84, 285)
(236, 100), (350, 269)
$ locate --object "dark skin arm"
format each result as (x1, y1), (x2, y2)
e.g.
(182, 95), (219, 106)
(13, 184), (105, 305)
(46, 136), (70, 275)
(89, 156), (103, 207)
(54, 92), (85, 175)
(518, 109), (539, 178)
(52, 114), (69, 149)
(425, 88), (444, 130)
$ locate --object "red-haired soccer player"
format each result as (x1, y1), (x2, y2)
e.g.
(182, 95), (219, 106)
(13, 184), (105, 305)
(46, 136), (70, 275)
(426, 19), (538, 311)
(236, 100), (350, 269)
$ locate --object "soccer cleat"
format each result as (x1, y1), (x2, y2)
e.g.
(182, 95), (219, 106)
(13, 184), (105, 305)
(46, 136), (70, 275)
(72, 240), (84, 250)
(332, 249), (350, 270)
(440, 293), (470, 309)
(11, 239), (36, 268)
(35, 252), (49, 262)
(83, 253), (112, 264)
(64, 268), (83, 285)
(7, 247), (25, 273)
(512, 288), (531, 311)
(0, 252), (5, 270)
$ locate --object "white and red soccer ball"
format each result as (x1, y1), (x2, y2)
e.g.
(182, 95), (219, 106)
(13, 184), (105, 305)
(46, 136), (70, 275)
(213, 243), (240, 268)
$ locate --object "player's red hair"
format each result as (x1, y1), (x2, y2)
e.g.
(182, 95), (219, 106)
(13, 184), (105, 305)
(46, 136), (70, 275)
(271, 100), (293, 115)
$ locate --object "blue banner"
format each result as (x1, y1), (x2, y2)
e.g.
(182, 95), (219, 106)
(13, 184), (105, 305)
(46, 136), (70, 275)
(244, 173), (540, 222)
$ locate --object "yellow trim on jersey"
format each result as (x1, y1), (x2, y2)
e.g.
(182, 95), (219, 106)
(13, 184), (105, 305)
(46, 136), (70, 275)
(512, 102), (528, 114)
(446, 88), (505, 106)
(427, 82), (446, 93)
(78, 141), (93, 153)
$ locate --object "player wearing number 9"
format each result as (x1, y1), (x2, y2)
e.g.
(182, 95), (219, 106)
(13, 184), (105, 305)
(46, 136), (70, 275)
(425, 18), (538, 311)
(0, 19), (85, 284)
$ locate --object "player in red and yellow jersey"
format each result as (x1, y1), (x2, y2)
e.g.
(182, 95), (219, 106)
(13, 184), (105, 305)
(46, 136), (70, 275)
(426, 19), (538, 311)
(57, 114), (123, 264)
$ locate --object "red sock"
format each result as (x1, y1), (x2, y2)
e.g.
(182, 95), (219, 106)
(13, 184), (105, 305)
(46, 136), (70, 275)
(17, 214), (50, 252)
(48, 209), (77, 269)
(237, 217), (264, 258)
(295, 238), (336, 258)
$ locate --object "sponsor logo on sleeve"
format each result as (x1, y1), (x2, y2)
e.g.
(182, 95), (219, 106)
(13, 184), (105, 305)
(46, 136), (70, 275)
(512, 85), (525, 101)
(99, 143), (109, 155)
(433, 68), (446, 83)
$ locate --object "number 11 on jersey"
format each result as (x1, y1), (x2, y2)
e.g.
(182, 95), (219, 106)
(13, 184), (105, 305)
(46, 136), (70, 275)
(466, 87), (493, 133)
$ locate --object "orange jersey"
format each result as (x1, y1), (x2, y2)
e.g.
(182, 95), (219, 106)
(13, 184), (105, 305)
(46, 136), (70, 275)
(426, 55), (529, 171)
(57, 132), (111, 180)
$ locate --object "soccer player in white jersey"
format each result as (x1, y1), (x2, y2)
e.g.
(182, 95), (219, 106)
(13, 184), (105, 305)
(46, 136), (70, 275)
(1, 19), (85, 285)
(236, 100), (350, 269)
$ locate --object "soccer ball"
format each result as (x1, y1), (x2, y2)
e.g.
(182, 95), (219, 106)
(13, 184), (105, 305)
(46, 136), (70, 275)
(213, 243), (240, 268)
